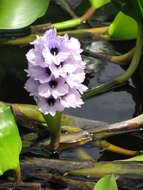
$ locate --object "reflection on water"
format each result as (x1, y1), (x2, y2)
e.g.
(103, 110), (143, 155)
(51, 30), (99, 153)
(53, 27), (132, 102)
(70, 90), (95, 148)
(65, 90), (135, 123)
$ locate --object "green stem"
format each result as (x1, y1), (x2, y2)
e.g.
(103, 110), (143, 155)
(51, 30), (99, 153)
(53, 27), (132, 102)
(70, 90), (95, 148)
(83, 23), (143, 100)
(15, 164), (21, 182)
(44, 112), (62, 150)
(110, 47), (134, 63)
(53, 7), (95, 30)
(53, 18), (81, 30)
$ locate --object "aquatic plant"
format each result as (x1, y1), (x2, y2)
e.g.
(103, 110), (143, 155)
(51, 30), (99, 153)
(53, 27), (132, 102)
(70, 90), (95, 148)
(25, 28), (87, 149)
(0, 1), (143, 189)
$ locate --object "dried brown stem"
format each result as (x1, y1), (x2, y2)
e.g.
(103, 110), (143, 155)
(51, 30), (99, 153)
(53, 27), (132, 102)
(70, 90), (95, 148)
(40, 114), (143, 150)
(22, 157), (143, 179)
(22, 157), (94, 174)
(0, 182), (41, 190)
(30, 172), (94, 190)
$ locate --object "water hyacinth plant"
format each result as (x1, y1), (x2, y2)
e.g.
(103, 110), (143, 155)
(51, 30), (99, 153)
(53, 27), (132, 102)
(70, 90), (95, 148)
(25, 28), (87, 150)
(1, 0), (143, 188)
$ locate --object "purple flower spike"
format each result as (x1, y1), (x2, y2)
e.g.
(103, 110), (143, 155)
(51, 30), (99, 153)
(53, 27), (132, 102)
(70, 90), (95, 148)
(25, 29), (87, 116)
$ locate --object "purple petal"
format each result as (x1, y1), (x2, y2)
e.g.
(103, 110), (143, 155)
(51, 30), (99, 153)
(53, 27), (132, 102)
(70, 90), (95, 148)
(24, 78), (39, 96)
(61, 89), (84, 108)
(44, 29), (57, 41)
(38, 83), (51, 98)
(27, 64), (51, 83)
(52, 78), (69, 98)
(66, 69), (86, 88)
(37, 97), (64, 116)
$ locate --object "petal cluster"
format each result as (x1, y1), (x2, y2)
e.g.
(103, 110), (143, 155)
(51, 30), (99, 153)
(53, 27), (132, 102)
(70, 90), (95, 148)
(25, 29), (87, 116)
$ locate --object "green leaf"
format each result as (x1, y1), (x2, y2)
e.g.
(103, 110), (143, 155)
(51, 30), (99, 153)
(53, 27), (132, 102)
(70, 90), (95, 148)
(0, 0), (50, 29)
(89, 0), (111, 9)
(125, 154), (143, 162)
(94, 175), (118, 190)
(0, 103), (22, 175)
(111, 0), (143, 22)
(109, 11), (137, 40)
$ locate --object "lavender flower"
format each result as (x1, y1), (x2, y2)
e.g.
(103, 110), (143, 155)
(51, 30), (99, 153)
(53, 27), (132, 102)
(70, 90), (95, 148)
(25, 29), (87, 116)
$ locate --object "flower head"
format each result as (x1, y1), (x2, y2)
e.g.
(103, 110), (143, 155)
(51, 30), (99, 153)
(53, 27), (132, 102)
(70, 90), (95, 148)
(25, 29), (87, 116)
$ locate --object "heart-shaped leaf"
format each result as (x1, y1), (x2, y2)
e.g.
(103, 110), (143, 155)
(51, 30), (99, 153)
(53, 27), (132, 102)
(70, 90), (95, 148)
(109, 11), (137, 40)
(0, 103), (22, 176)
(89, 0), (111, 9)
(94, 175), (118, 190)
(0, 0), (50, 29)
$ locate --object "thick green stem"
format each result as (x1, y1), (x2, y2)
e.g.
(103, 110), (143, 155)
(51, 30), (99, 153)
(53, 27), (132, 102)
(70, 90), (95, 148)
(53, 7), (95, 30)
(44, 112), (62, 150)
(53, 18), (81, 30)
(83, 23), (143, 100)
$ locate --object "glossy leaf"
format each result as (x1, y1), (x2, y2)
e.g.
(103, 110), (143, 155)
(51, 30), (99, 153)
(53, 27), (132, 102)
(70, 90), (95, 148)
(111, 0), (143, 22)
(109, 11), (137, 40)
(94, 175), (118, 190)
(0, 0), (50, 29)
(89, 0), (111, 9)
(0, 103), (22, 175)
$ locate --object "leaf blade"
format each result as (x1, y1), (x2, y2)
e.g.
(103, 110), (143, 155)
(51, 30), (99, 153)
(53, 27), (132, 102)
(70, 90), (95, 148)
(89, 0), (111, 9)
(0, 103), (22, 175)
(0, 0), (50, 29)
(94, 175), (118, 190)
(109, 11), (137, 40)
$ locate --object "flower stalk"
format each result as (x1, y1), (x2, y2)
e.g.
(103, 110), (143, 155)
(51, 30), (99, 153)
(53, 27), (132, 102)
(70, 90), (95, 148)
(44, 112), (62, 150)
